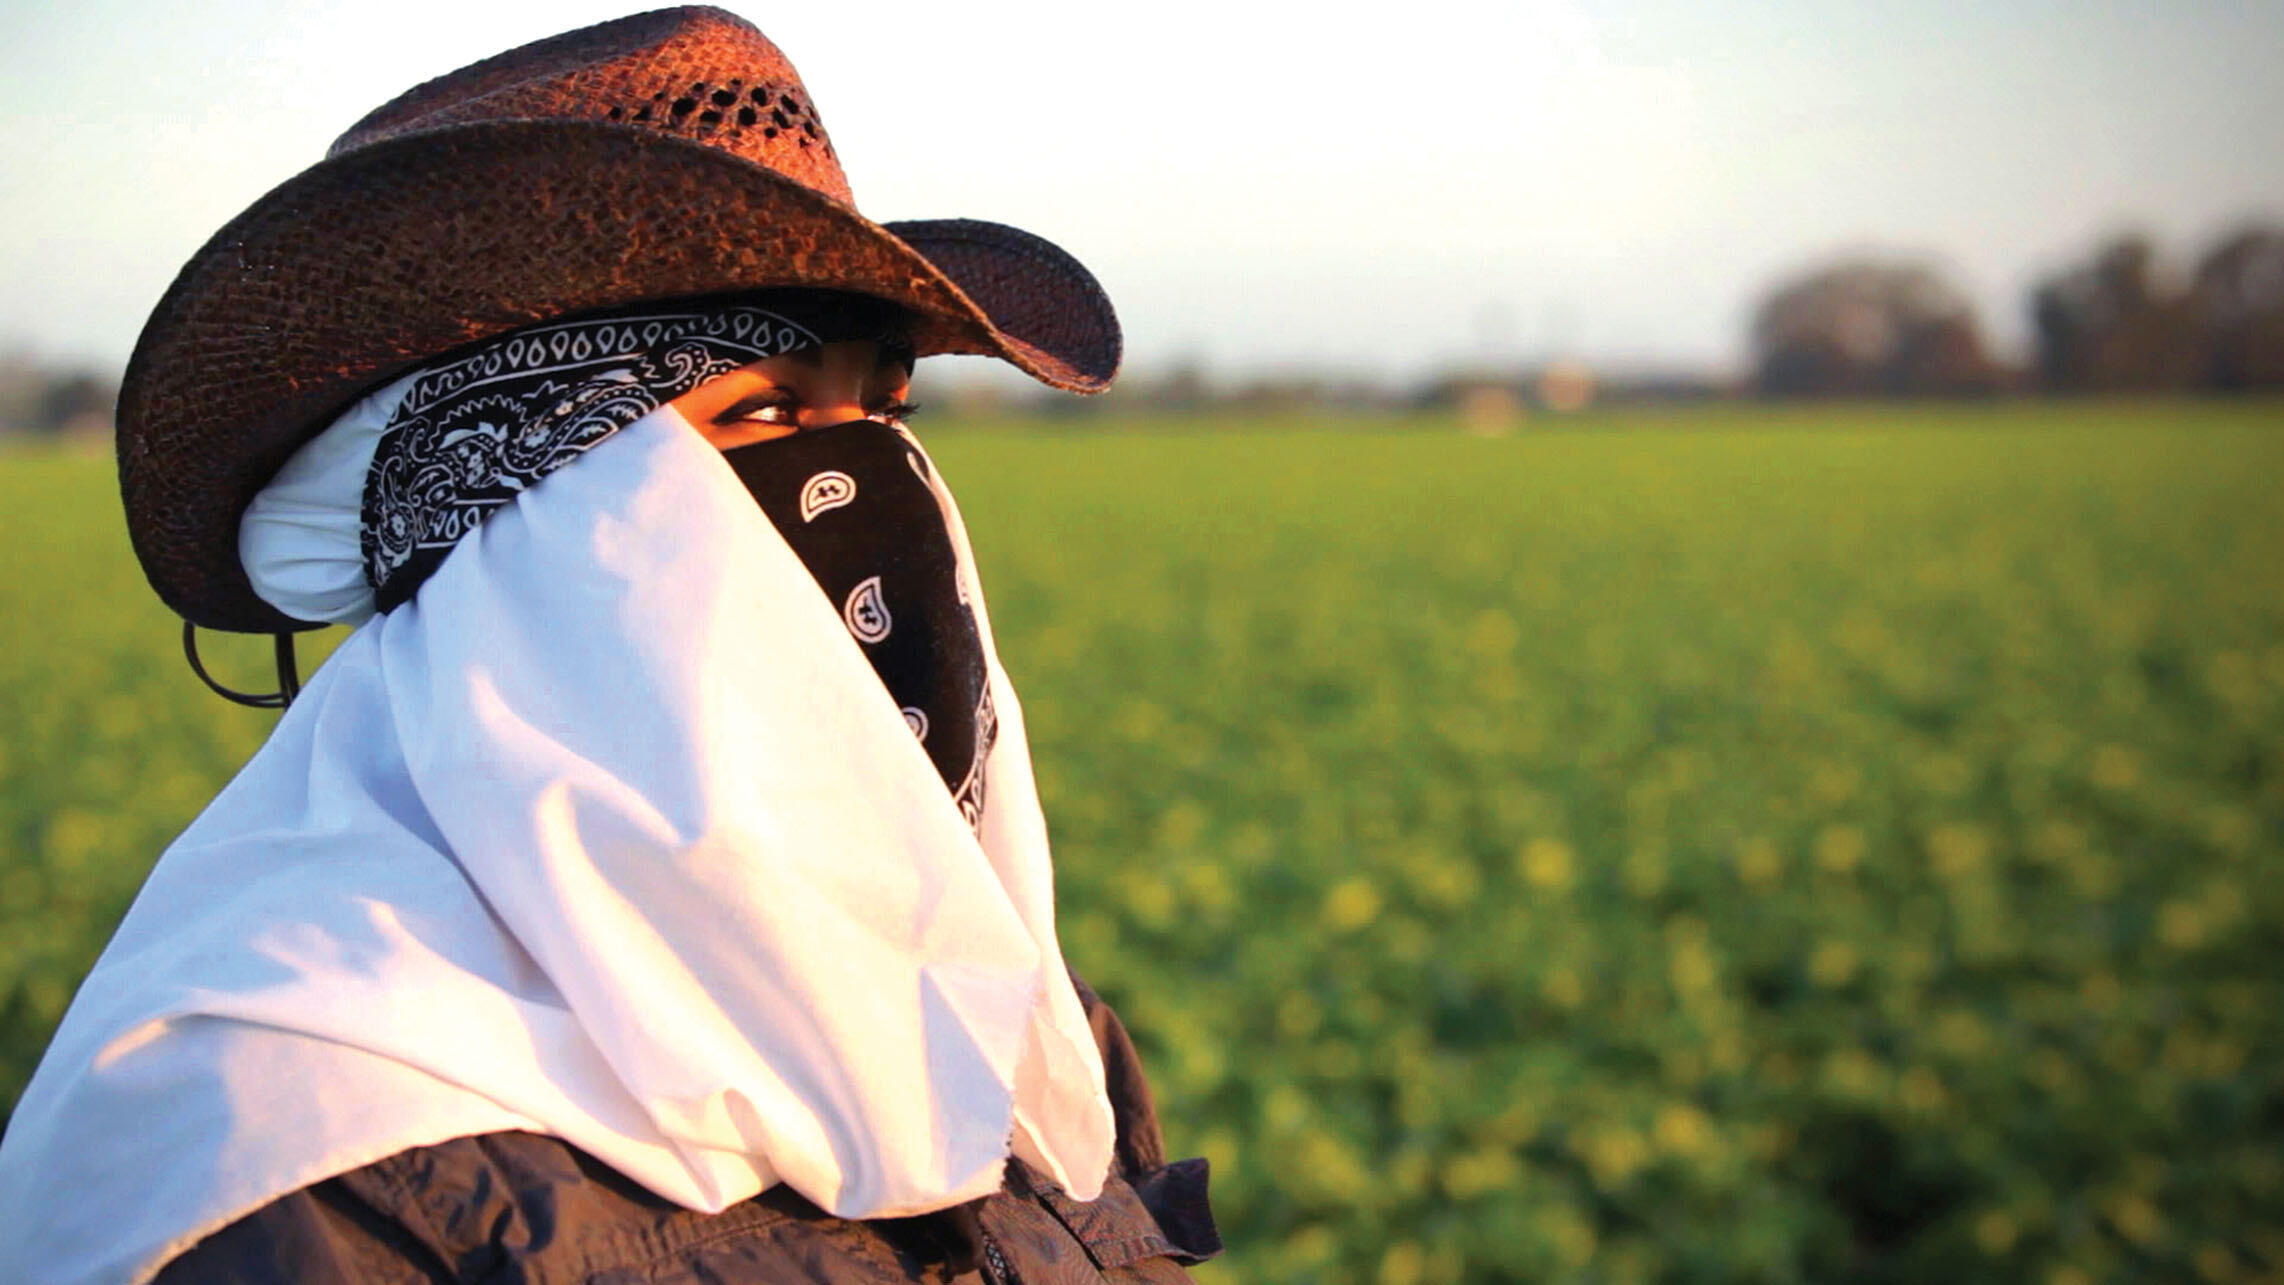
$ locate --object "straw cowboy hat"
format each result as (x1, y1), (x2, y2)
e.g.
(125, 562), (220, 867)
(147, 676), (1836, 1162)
(119, 5), (1121, 634)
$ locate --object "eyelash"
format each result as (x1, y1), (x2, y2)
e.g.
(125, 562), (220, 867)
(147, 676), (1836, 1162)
(737, 400), (920, 426)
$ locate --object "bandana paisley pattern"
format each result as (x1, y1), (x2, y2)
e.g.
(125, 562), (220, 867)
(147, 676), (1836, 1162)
(723, 422), (997, 826)
(361, 306), (820, 610)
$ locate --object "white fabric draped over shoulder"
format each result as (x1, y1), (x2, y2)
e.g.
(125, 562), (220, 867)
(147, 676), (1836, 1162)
(0, 405), (1114, 1285)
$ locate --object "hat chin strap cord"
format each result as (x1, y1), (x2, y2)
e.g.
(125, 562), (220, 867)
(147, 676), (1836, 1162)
(183, 623), (303, 710)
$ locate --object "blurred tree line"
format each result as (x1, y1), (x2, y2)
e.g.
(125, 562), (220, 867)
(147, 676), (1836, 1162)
(0, 354), (116, 438)
(1755, 224), (2284, 398)
(5, 225), (2278, 431)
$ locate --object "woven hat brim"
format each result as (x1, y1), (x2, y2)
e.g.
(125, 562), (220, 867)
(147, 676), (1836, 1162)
(119, 120), (1120, 634)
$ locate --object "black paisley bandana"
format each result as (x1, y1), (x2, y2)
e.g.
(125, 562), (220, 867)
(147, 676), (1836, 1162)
(723, 423), (996, 826)
(360, 293), (912, 613)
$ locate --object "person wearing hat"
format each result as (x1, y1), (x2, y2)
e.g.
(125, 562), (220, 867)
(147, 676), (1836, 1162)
(0, 9), (1216, 1283)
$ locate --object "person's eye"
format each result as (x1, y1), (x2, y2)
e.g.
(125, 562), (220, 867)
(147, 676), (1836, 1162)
(710, 390), (801, 429)
(740, 400), (800, 426)
(871, 400), (921, 424)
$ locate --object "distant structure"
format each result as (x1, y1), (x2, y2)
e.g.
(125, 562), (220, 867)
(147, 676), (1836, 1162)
(1751, 259), (2005, 398)
(1403, 363), (1601, 433)
(1535, 361), (1596, 413)
(0, 354), (117, 438)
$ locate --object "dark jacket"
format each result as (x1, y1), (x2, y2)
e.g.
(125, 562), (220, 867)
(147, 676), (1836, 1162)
(154, 980), (1217, 1283)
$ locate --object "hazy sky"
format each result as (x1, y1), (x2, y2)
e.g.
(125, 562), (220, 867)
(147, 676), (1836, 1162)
(1, 0), (2278, 385)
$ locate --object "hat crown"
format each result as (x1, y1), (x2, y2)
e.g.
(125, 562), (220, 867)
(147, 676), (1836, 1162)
(330, 6), (853, 205)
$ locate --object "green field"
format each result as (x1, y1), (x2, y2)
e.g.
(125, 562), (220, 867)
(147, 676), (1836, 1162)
(4, 402), (2282, 1283)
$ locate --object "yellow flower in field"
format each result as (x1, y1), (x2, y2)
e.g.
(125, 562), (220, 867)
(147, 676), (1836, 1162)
(1974, 1209), (2019, 1255)
(1176, 1038), (1226, 1091)
(2156, 1031), (2247, 1081)
(1439, 1146), (1520, 1198)
(1377, 1241), (1427, 1285)
(1894, 943), (1937, 984)
(38, 808), (108, 873)
(1621, 846), (1668, 898)
(2200, 1037), (2246, 1079)
(1483, 1096), (1544, 1145)
(2205, 650), (2260, 707)
(2081, 971), (2122, 1016)
(2090, 743), (2141, 790)
(2030, 820), (2086, 865)
(1382, 916), (1434, 966)
(1388, 1147), (1435, 1199)
(1153, 800), (1207, 849)
(1526, 964), (1578, 1010)
(2205, 808), (2255, 855)
(1262, 1083), (1312, 1133)
(2103, 1192), (2165, 1247)
(1581, 1126), (1649, 1187)
(1112, 698), (1166, 742)
(1477, 661), (1521, 705)
(1543, 1205), (1598, 1268)
(1177, 861), (1234, 916)
(1277, 990), (1322, 1039)
(1934, 1010), (1991, 1058)
(1653, 1102), (1712, 1158)
(1744, 1122), (1792, 1160)
(0, 866), (44, 917)
(1735, 837), (1784, 891)
(1281, 1224), (1336, 1266)
(1918, 752), (1973, 798)
(2194, 1242), (2239, 1282)
(1808, 762), (1861, 804)
(1927, 823), (1989, 880)
(1121, 871), (1177, 929)
(1835, 609), (1888, 657)
(1294, 1131), (1371, 1203)
(1899, 1066), (1947, 1113)
(2049, 1267), (2094, 1285)
(1814, 824), (1866, 875)
(1808, 940), (1860, 988)
(1821, 1047), (1882, 1098)
(2157, 899), (2208, 951)
(1669, 938), (1720, 999)
(1407, 853), (1480, 910)
(1519, 837), (1576, 893)
(1767, 629), (1814, 684)
(1463, 609), (1520, 659)
(1321, 876), (1382, 930)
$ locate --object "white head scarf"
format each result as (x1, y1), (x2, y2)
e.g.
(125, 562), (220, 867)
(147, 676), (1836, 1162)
(0, 401), (1114, 1285)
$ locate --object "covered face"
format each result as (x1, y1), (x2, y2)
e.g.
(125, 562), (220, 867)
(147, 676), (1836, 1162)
(240, 290), (917, 624)
(244, 291), (1000, 812)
